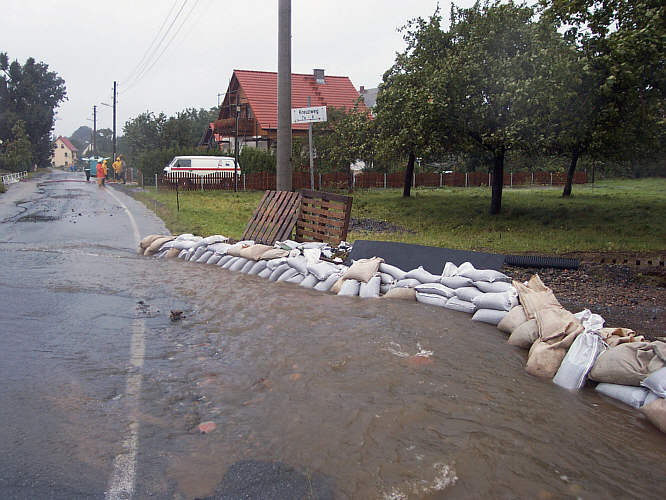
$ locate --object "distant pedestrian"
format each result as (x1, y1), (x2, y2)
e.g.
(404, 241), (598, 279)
(119, 155), (126, 184)
(112, 157), (122, 182)
(97, 160), (105, 187)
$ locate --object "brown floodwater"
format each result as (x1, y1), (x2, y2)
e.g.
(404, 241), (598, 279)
(136, 259), (666, 499)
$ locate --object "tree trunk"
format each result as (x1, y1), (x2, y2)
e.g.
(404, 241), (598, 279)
(403, 151), (415, 197)
(490, 148), (504, 215)
(562, 149), (579, 197)
(347, 164), (353, 193)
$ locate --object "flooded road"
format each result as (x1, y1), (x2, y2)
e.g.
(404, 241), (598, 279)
(1, 170), (664, 499)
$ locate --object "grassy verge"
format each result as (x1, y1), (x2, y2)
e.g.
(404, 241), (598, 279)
(125, 178), (666, 254)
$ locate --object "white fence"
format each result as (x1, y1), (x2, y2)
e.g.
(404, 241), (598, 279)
(1, 171), (28, 185)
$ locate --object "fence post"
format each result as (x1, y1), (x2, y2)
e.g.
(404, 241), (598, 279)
(155, 173), (158, 190)
(413, 172), (416, 188)
(243, 174), (246, 191)
(440, 173), (442, 188)
(200, 176), (203, 192)
(510, 172), (513, 188)
(488, 172), (491, 187)
(465, 172), (468, 187)
(531, 172), (534, 185)
(550, 172), (553, 186)
(384, 173), (387, 189)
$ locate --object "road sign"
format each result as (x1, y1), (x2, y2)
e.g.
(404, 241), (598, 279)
(291, 105), (327, 124)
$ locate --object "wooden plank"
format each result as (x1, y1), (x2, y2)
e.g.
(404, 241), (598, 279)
(299, 206), (346, 219)
(300, 189), (350, 204)
(297, 217), (346, 230)
(249, 191), (281, 242)
(295, 189), (352, 244)
(264, 192), (301, 244)
(255, 191), (291, 243)
(300, 198), (347, 212)
(241, 190), (272, 241)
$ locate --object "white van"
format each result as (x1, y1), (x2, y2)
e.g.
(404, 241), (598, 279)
(163, 156), (241, 177)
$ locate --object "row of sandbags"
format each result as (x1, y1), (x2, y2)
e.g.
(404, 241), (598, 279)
(497, 274), (666, 433)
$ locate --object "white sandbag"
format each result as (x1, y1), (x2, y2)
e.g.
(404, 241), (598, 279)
(285, 273), (305, 284)
(248, 260), (268, 275)
(173, 239), (206, 251)
(444, 297), (476, 314)
(269, 263), (291, 281)
(216, 255), (234, 267)
(277, 268), (299, 282)
(395, 278), (421, 288)
(414, 283), (455, 299)
(379, 272), (394, 284)
(416, 292), (448, 308)
(379, 262), (407, 281)
(299, 274), (319, 289)
(229, 257), (249, 272)
(595, 383), (649, 408)
(380, 283), (393, 295)
(553, 332), (607, 390)
(442, 262), (458, 277)
(206, 253), (222, 265)
(221, 256), (240, 269)
(472, 291), (519, 312)
(240, 260), (255, 273)
(279, 239), (301, 250)
(458, 264), (510, 283)
(314, 273), (342, 292)
(177, 249), (188, 259)
(184, 249), (197, 261)
(359, 276), (381, 298)
(455, 286), (484, 302)
(497, 306), (528, 334)
(303, 248), (322, 264)
(191, 246), (209, 262)
(175, 233), (196, 241)
(472, 308), (507, 325)
(474, 281), (514, 293)
(645, 392), (660, 405)
(196, 250), (213, 263)
(404, 266), (441, 284)
(307, 261), (340, 281)
(156, 249), (168, 259)
(338, 279), (361, 297)
(266, 257), (288, 270)
(301, 241), (327, 249)
(287, 256), (309, 275)
(257, 267), (273, 279)
(159, 239), (177, 250)
(574, 309), (605, 334)
(203, 234), (228, 245)
(641, 367), (666, 398)
(441, 276), (474, 289)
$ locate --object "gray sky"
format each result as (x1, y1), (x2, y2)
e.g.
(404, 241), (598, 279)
(3, 0), (475, 138)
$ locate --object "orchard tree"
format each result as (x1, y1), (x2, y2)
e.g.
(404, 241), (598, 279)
(0, 120), (32, 172)
(0, 53), (67, 166)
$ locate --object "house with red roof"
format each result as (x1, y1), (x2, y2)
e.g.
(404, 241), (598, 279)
(50, 136), (78, 168)
(201, 69), (367, 151)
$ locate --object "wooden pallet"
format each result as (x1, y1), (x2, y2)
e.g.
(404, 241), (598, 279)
(241, 190), (302, 245)
(296, 189), (352, 246)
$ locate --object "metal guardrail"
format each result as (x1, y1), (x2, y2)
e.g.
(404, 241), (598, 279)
(1, 171), (28, 185)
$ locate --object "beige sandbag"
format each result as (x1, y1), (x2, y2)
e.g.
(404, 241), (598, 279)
(526, 339), (567, 378)
(383, 287), (416, 300)
(514, 280), (561, 319)
(239, 244), (274, 261)
(536, 307), (583, 341)
(342, 257), (384, 283)
(258, 248), (290, 260)
(226, 244), (249, 257)
(330, 277), (344, 294)
(145, 236), (174, 255)
(640, 398), (666, 434)
(589, 341), (666, 386)
(526, 274), (549, 292)
(140, 234), (164, 249)
(598, 327), (644, 348)
(508, 319), (539, 348)
(164, 248), (181, 258)
(497, 305), (527, 334)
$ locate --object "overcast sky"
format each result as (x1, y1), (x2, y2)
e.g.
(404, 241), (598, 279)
(3, 0), (475, 138)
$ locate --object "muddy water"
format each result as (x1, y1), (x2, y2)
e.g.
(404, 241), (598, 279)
(136, 260), (666, 499)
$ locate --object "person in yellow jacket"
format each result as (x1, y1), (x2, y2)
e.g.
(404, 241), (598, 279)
(112, 158), (122, 182)
(101, 159), (108, 186)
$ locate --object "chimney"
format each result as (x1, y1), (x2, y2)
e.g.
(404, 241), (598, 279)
(313, 68), (325, 84)
(360, 85), (365, 93)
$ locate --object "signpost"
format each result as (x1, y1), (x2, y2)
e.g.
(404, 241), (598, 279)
(292, 102), (327, 189)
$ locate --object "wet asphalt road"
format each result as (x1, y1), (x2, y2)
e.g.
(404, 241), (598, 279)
(0, 171), (168, 499)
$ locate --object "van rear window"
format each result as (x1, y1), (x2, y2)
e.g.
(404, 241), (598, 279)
(178, 159), (191, 168)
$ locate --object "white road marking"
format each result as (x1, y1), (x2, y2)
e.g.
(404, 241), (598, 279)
(104, 187), (145, 500)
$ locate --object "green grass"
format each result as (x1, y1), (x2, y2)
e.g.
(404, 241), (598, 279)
(128, 178), (666, 254)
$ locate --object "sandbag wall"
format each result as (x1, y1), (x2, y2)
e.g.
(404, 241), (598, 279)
(139, 233), (666, 434)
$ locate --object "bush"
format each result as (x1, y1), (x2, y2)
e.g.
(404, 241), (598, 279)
(239, 147), (276, 173)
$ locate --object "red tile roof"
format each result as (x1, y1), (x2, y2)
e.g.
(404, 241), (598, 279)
(232, 70), (366, 131)
(57, 136), (78, 152)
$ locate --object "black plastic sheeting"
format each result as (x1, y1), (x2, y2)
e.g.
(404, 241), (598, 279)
(346, 240), (506, 274)
(504, 254), (579, 270)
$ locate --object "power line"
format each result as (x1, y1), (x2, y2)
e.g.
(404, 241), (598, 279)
(119, 0), (180, 86)
(120, 0), (190, 93)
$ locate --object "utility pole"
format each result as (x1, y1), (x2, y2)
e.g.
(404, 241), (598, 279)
(93, 105), (97, 155)
(234, 95), (240, 192)
(112, 81), (117, 160)
(276, 0), (292, 191)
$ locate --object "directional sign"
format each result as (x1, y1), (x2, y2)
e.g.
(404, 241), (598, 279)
(291, 105), (327, 124)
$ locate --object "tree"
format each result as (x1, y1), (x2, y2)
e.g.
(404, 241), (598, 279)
(0, 120), (32, 172)
(542, 0), (666, 195)
(69, 125), (93, 151)
(0, 53), (67, 166)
